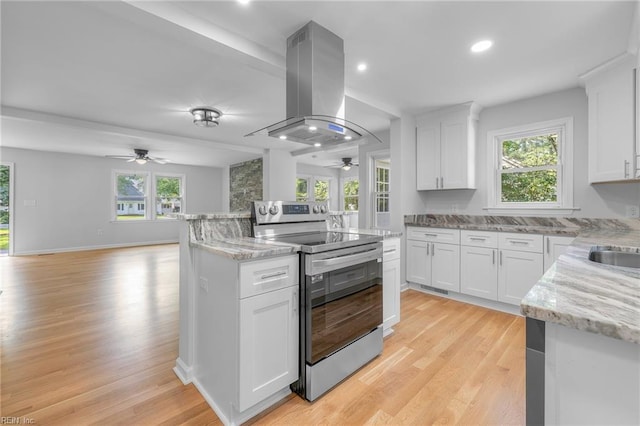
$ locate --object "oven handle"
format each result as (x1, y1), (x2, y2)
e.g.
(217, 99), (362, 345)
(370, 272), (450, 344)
(309, 247), (381, 272)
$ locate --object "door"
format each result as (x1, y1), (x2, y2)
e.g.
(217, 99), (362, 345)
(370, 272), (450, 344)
(0, 163), (13, 256)
(406, 240), (430, 285)
(498, 250), (543, 305)
(238, 286), (298, 411)
(431, 243), (460, 292)
(460, 246), (498, 300)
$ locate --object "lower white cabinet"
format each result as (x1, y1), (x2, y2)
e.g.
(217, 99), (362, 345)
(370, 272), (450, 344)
(544, 235), (575, 272)
(406, 227), (460, 292)
(497, 248), (543, 305)
(460, 245), (498, 300)
(382, 238), (401, 334)
(239, 285), (298, 411)
(193, 250), (299, 422)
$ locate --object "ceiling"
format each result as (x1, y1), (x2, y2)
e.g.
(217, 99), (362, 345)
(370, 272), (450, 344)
(1, 1), (636, 168)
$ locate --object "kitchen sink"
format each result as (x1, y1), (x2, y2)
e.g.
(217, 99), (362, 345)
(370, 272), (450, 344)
(588, 246), (640, 269)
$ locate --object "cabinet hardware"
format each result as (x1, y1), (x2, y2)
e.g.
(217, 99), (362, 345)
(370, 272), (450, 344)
(431, 243), (435, 256)
(470, 237), (487, 241)
(546, 237), (550, 254)
(426, 243), (429, 256)
(500, 251), (503, 266)
(383, 249), (396, 254)
(440, 177), (444, 188)
(509, 240), (529, 246)
(423, 233), (438, 238)
(292, 289), (298, 315)
(260, 271), (287, 280)
(435, 177), (439, 189)
(492, 250), (495, 265)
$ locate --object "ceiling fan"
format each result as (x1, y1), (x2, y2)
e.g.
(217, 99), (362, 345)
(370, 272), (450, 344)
(105, 149), (169, 165)
(330, 157), (358, 171)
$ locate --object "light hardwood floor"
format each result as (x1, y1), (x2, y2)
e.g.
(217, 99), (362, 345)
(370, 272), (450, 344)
(1, 244), (525, 425)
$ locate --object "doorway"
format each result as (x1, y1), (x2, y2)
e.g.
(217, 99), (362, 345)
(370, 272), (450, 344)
(0, 163), (13, 256)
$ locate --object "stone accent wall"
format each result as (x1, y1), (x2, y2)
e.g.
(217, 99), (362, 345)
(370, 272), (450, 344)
(229, 158), (263, 212)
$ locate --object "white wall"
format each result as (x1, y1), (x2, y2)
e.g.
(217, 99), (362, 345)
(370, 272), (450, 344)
(263, 149), (296, 201)
(412, 87), (640, 218)
(0, 147), (224, 254)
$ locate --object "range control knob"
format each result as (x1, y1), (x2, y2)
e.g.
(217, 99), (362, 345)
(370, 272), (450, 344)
(312, 205), (320, 214)
(269, 205), (280, 215)
(258, 205), (268, 216)
(320, 205), (328, 214)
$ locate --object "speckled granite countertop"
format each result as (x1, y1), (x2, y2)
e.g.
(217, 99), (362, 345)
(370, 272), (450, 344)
(521, 230), (640, 344)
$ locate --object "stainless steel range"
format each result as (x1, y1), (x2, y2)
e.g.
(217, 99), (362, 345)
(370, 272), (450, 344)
(251, 200), (384, 401)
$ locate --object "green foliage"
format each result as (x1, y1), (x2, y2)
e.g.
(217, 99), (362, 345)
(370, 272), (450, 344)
(117, 174), (146, 195)
(343, 180), (359, 211)
(314, 180), (329, 201)
(156, 177), (181, 198)
(0, 166), (9, 225)
(501, 134), (558, 203)
(296, 178), (308, 202)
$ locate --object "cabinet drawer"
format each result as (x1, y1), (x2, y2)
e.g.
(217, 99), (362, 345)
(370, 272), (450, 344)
(383, 238), (401, 261)
(239, 255), (298, 299)
(461, 230), (498, 248)
(407, 227), (460, 244)
(498, 233), (543, 253)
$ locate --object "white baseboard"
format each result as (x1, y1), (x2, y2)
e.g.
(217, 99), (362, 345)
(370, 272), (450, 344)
(173, 357), (192, 385)
(14, 240), (178, 256)
(192, 377), (291, 426)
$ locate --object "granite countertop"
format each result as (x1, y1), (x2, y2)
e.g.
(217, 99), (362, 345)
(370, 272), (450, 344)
(174, 212), (251, 220)
(331, 227), (403, 239)
(404, 218), (580, 236)
(190, 237), (300, 260)
(521, 229), (640, 344)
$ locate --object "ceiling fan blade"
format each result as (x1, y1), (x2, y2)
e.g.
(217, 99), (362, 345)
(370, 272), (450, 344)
(148, 157), (169, 164)
(105, 155), (134, 160)
(126, 158), (136, 162)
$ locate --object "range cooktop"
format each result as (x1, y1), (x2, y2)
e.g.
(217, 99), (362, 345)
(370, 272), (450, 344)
(263, 231), (382, 253)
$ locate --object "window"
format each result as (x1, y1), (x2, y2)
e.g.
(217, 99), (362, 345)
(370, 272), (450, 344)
(343, 178), (359, 211)
(112, 170), (185, 221)
(114, 172), (148, 221)
(487, 117), (574, 213)
(155, 175), (183, 219)
(295, 175), (333, 204)
(373, 159), (390, 228)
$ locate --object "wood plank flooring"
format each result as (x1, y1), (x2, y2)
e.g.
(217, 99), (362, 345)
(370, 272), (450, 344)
(1, 244), (524, 425)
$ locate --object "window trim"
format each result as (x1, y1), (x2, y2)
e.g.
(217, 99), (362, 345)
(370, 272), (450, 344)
(367, 150), (391, 229)
(296, 174), (334, 205)
(111, 170), (186, 222)
(485, 117), (579, 215)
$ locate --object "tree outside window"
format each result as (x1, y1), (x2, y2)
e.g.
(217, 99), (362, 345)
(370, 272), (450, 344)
(156, 175), (183, 219)
(296, 178), (308, 202)
(343, 179), (359, 211)
(314, 179), (329, 201)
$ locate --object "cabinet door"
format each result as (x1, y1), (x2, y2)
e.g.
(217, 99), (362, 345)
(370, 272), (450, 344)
(383, 258), (401, 332)
(498, 250), (543, 305)
(460, 246), (498, 300)
(431, 242), (460, 292)
(587, 60), (635, 183)
(416, 124), (440, 190)
(238, 286), (298, 411)
(543, 235), (575, 272)
(440, 114), (469, 189)
(406, 240), (430, 285)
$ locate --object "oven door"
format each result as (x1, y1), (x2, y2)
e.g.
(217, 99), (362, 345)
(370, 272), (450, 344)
(304, 245), (383, 365)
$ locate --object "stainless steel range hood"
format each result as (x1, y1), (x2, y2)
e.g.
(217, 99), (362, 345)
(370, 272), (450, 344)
(247, 21), (381, 147)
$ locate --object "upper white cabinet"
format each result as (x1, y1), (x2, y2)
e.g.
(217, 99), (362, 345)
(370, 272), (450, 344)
(416, 102), (481, 190)
(581, 54), (638, 183)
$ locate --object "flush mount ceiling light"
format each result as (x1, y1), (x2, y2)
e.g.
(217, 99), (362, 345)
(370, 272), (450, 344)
(471, 40), (493, 53)
(190, 107), (222, 127)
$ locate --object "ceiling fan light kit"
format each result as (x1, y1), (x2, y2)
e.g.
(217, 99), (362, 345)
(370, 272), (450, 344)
(190, 107), (222, 127)
(106, 148), (169, 165)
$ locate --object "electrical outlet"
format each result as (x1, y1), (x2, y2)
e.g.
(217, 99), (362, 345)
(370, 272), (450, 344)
(97, 228), (103, 236)
(451, 204), (459, 214)
(626, 205), (640, 218)
(199, 277), (208, 292)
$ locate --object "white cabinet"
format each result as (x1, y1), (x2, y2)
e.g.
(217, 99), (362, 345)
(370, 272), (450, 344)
(460, 230), (498, 300)
(239, 285), (298, 411)
(582, 54), (637, 183)
(416, 102), (480, 190)
(193, 251), (299, 421)
(497, 233), (544, 305)
(406, 227), (460, 292)
(382, 238), (401, 334)
(543, 235), (575, 272)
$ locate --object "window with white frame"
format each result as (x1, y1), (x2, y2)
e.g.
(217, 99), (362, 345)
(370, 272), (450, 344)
(373, 159), (390, 228)
(342, 177), (359, 211)
(487, 117), (574, 212)
(112, 170), (185, 221)
(295, 175), (333, 203)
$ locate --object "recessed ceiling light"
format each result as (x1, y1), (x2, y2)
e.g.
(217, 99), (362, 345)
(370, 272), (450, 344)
(357, 63), (367, 72)
(344, 135), (352, 141)
(309, 126), (317, 131)
(279, 135), (287, 140)
(237, 0), (250, 5)
(314, 143), (322, 147)
(471, 40), (493, 53)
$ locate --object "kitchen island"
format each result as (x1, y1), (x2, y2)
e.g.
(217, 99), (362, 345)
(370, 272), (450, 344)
(521, 229), (640, 425)
(172, 211), (401, 425)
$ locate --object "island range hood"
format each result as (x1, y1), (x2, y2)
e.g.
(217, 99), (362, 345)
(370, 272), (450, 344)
(247, 21), (381, 147)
